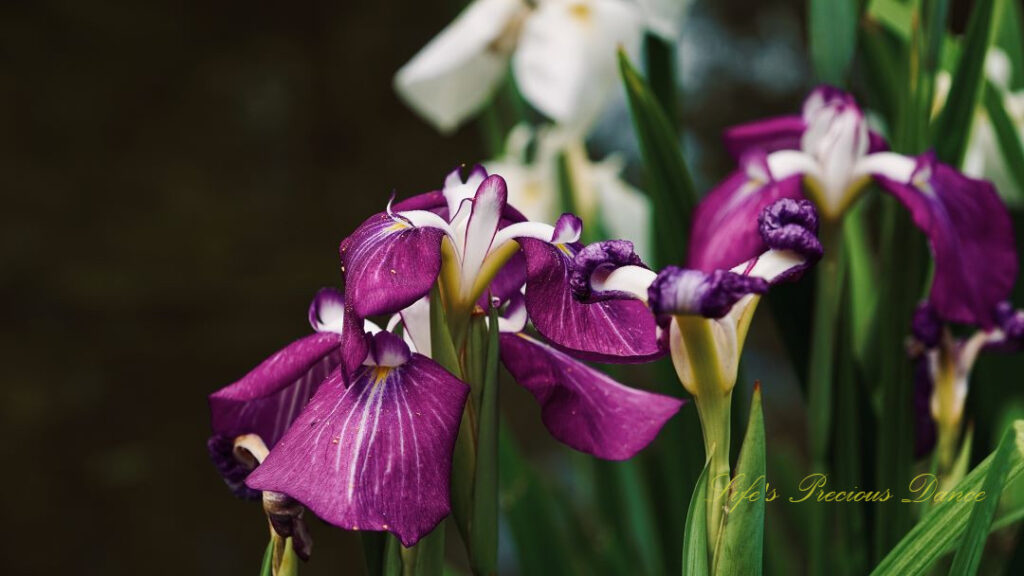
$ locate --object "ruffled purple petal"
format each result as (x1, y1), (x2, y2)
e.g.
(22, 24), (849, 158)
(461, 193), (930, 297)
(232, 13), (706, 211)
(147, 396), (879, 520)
(723, 115), (806, 159)
(647, 267), (769, 319)
(875, 156), (1018, 327)
(499, 333), (683, 460)
(246, 356), (469, 547)
(208, 332), (344, 498)
(340, 212), (445, 318)
(752, 197), (823, 283)
(688, 160), (805, 272)
(519, 238), (663, 363)
(569, 240), (646, 303)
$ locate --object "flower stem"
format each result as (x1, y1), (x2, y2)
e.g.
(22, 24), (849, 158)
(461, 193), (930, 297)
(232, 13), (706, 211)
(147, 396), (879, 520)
(807, 219), (843, 574)
(696, 389), (733, 556)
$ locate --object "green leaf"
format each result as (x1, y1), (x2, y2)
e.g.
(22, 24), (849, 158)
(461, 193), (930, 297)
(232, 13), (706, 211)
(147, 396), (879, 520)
(933, 0), (1005, 165)
(260, 538), (274, 576)
(871, 421), (1024, 576)
(714, 385), (765, 576)
(948, 427), (1018, 575)
(983, 80), (1024, 206)
(429, 284), (461, 376)
(996, 0), (1024, 90)
(618, 50), (697, 268)
(468, 306), (500, 575)
(682, 459), (711, 575)
(866, 0), (914, 41)
(643, 33), (677, 126)
(809, 0), (858, 85)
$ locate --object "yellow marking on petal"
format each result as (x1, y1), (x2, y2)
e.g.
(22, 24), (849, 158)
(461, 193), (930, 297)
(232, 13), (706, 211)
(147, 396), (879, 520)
(386, 221), (411, 232)
(372, 367), (391, 386)
(556, 243), (573, 257)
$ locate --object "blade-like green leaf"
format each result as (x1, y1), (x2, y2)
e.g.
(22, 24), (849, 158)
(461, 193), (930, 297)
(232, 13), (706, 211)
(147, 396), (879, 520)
(933, 0), (1005, 165)
(618, 50), (697, 268)
(260, 538), (274, 576)
(948, 427), (1018, 575)
(983, 80), (1024, 206)
(809, 0), (858, 85)
(871, 421), (1024, 576)
(468, 306), (500, 575)
(866, 0), (914, 41)
(682, 459), (711, 575)
(996, 0), (1024, 90)
(714, 385), (765, 576)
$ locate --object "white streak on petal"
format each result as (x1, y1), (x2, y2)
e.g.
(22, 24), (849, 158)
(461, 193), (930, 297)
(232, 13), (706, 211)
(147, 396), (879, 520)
(854, 152), (917, 183)
(592, 264), (657, 302)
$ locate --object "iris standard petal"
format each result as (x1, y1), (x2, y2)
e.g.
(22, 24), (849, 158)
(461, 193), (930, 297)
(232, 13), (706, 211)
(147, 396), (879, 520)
(874, 156), (1018, 326)
(208, 332), (344, 498)
(246, 356), (469, 547)
(393, 0), (526, 133)
(499, 333), (683, 459)
(519, 237), (662, 362)
(340, 213), (445, 318)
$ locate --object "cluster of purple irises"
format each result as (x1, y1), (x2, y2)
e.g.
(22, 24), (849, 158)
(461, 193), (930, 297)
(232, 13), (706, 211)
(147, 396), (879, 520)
(207, 87), (1023, 552)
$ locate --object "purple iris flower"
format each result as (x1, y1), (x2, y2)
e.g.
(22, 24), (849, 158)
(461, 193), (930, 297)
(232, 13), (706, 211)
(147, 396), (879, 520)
(208, 167), (683, 548)
(692, 86), (1017, 328)
(337, 164), (662, 363)
(910, 300), (1024, 459)
(569, 198), (823, 395)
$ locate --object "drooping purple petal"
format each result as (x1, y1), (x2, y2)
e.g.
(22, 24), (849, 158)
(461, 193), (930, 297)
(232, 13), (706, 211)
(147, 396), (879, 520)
(874, 156), (1018, 327)
(339, 212), (445, 318)
(688, 158), (805, 272)
(246, 356), (469, 547)
(647, 267), (769, 319)
(519, 237), (663, 363)
(208, 332), (344, 498)
(723, 115), (806, 160)
(499, 333), (683, 460)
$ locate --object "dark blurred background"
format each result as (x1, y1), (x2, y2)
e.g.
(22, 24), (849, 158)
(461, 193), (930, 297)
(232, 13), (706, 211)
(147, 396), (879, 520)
(0, 0), (902, 573)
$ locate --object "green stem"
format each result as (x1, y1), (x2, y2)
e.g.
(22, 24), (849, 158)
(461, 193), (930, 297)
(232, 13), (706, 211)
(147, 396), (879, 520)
(807, 220), (843, 575)
(673, 316), (734, 559)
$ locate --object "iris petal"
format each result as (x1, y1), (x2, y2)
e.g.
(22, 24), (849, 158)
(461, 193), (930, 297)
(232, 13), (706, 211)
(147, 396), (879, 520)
(246, 357), (469, 547)
(520, 237), (662, 362)
(689, 160), (804, 272)
(340, 213), (445, 318)
(873, 156), (1017, 326)
(208, 332), (344, 498)
(499, 333), (682, 459)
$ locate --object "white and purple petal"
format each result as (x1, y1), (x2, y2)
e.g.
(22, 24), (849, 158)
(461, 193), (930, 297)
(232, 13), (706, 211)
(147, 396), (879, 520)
(873, 155), (1018, 327)
(519, 237), (663, 362)
(647, 267), (769, 319)
(499, 333), (683, 459)
(208, 332), (344, 498)
(340, 213), (446, 318)
(246, 349), (469, 547)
